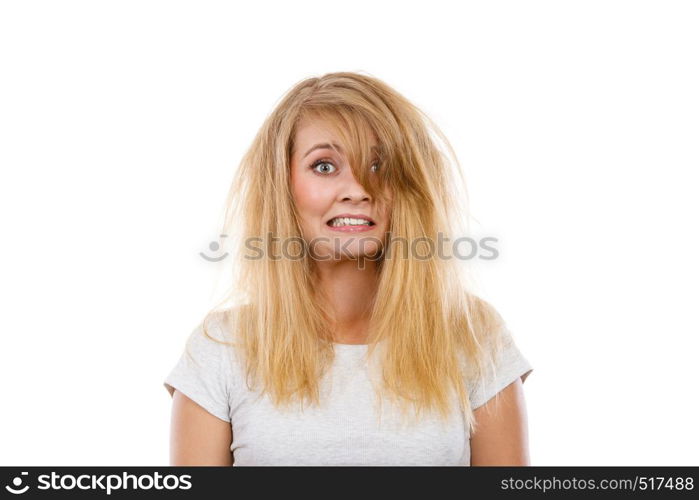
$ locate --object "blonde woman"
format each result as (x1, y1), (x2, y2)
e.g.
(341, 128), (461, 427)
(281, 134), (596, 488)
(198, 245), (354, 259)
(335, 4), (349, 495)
(164, 72), (533, 466)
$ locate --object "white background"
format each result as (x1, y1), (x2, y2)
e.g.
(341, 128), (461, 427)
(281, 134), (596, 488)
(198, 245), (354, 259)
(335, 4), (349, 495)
(1, 0), (697, 466)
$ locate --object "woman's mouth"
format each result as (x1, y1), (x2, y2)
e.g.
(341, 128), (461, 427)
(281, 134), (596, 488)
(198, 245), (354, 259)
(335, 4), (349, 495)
(326, 216), (376, 232)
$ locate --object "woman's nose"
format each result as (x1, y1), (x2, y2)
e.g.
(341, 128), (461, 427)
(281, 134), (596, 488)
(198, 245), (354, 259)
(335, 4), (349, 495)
(338, 169), (371, 202)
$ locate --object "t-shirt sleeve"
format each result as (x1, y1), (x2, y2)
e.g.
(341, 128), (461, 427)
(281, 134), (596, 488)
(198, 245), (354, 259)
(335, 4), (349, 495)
(163, 318), (233, 423)
(468, 324), (533, 411)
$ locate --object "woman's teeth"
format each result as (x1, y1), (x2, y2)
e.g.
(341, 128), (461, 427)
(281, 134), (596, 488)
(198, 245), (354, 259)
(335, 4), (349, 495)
(329, 217), (373, 227)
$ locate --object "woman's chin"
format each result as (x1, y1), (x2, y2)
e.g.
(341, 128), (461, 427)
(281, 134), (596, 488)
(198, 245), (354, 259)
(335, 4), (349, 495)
(310, 249), (383, 264)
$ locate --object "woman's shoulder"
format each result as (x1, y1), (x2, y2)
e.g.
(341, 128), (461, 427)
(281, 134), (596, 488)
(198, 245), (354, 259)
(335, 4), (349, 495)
(464, 293), (507, 342)
(188, 306), (248, 367)
(460, 293), (529, 376)
(461, 293), (534, 410)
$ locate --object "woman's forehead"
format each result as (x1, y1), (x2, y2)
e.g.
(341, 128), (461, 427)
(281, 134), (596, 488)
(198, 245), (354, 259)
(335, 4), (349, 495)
(292, 115), (379, 157)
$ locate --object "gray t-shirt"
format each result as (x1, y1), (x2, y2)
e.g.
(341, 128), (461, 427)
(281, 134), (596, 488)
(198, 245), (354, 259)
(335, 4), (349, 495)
(163, 314), (533, 466)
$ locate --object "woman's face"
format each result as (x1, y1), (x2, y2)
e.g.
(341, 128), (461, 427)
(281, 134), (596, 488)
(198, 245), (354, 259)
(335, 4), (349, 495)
(290, 117), (391, 262)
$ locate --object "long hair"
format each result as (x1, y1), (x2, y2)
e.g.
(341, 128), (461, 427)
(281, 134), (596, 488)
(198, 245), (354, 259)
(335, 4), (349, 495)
(202, 71), (506, 436)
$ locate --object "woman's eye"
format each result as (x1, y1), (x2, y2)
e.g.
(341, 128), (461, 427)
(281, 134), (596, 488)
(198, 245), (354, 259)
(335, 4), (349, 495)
(311, 160), (337, 175)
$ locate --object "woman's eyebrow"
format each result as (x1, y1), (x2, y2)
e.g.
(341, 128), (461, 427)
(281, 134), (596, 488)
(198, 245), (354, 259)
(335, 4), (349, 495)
(302, 143), (382, 159)
(303, 142), (343, 159)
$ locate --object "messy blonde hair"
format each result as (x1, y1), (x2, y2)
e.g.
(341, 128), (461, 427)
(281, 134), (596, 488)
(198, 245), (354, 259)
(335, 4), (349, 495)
(202, 71), (506, 435)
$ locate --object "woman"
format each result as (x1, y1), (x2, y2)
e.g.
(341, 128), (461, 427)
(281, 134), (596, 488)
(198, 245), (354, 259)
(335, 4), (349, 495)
(164, 71), (533, 466)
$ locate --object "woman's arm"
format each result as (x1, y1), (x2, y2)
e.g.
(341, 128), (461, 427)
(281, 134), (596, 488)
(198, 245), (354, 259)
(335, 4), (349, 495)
(470, 378), (531, 465)
(169, 389), (234, 466)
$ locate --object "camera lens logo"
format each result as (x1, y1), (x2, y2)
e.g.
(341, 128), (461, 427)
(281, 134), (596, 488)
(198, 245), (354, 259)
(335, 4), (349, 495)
(5, 472), (29, 495)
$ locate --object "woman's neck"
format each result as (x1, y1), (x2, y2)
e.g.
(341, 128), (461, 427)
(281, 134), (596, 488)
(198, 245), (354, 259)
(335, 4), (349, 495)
(314, 258), (379, 344)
